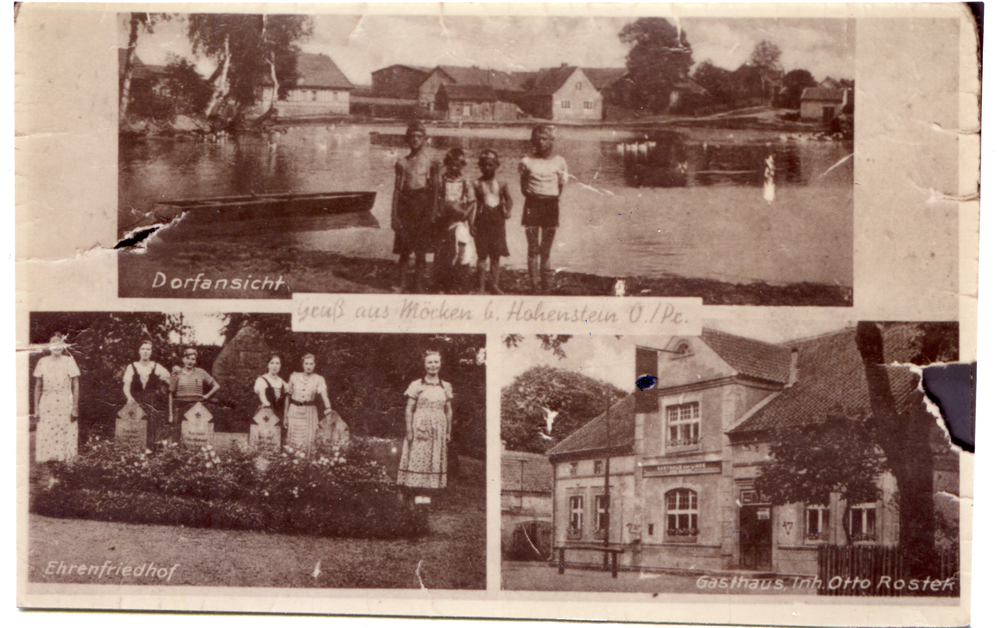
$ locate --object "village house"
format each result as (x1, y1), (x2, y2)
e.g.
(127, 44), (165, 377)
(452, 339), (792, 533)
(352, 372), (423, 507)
(548, 327), (957, 577)
(800, 87), (850, 123)
(258, 53), (354, 118)
(434, 84), (520, 122)
(501, 450), (554, 560)
(371, 64), (434, 99)
(513, 64), (603, 122)
(418, 65), (523, 112)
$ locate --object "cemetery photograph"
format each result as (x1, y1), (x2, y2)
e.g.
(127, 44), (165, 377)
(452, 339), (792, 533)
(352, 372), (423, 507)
(26, 311), (486, 589)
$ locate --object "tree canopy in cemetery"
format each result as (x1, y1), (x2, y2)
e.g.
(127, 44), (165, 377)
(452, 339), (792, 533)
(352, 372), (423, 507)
(618, 17), (694, 112)
(502, 365), (628, 454)
(187, 14), (313, 118)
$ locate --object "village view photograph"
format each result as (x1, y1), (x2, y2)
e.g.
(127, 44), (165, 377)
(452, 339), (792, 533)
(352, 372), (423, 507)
(499, 323), (960, 595)
(116, 13), (854, 306)
(26, 312), (485, 589)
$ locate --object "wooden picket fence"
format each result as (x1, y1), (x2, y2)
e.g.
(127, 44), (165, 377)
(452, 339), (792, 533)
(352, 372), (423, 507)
(817, 545), (959, 597)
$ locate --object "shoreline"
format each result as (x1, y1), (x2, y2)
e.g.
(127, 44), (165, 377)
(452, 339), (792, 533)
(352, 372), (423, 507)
(118, 246), (851, 306)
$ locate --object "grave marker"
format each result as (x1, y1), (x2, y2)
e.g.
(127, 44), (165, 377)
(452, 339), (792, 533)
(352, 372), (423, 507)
(316, 410), (350, 452)
(181, 402), (214, 449)
(250, 406), (281, 454)
(115, 401), (147, 451)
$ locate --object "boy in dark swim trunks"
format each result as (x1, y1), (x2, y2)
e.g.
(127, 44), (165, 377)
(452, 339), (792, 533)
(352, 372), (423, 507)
(518, 124), (568, 291)
(391, 122), (439, 293)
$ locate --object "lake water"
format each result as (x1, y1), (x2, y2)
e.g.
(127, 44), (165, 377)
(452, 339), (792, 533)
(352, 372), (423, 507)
(120, 123), (852, 286)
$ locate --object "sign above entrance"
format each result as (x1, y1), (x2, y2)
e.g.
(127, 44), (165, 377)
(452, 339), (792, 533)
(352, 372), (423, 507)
(642, 460), (722, 477)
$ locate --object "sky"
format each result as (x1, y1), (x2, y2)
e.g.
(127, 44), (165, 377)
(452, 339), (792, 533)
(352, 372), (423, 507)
(496, 315), (857, 390)
(123, 14), (854, 87)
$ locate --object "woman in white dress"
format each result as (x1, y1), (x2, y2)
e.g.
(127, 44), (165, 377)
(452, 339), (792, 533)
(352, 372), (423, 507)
(397, 350), (453, 503)
(284, 354), (333, 453)
(32, 334), (81, 463)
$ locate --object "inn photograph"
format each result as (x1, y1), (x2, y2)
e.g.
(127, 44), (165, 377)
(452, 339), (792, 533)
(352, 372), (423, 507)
(499, 323), (961, 595)
(116, 13), (855, 306)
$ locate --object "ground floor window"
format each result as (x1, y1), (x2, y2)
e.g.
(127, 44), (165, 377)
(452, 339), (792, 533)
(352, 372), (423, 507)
(561, 100), (571, 109)
(849, 504), (877, 541)
(569, 495), (584, 538)
(805, 504), (831, 541)
(583, 101), (594, 109)
(594, 494), (609, 533)
(665, 488), (698, 538)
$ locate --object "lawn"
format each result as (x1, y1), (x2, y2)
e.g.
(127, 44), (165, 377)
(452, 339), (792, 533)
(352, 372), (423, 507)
(28, 451), (486, 590)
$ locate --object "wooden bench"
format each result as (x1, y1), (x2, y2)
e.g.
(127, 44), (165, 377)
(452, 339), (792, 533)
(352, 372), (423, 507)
(555, 543), (626, 578)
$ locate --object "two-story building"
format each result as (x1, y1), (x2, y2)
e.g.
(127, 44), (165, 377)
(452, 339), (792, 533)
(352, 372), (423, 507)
(513, 64), (603, 122)
(549, 327), (957, 577)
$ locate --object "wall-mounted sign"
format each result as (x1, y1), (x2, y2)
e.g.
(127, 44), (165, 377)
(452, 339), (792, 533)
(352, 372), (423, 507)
(642, 460), (722, 477)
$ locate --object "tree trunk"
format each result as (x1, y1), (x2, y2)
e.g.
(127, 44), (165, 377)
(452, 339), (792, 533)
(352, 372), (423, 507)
(855, 322), (937, 575)
(119, 15), (140, 123)
(204, 34), (231, 119)
(267, 53), (279, 110)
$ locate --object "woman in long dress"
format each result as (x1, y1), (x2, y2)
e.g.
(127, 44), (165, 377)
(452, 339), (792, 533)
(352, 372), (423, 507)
(284, 353), (333, 453)
(32, 334), (81, 462)
(122, 340), (171, 446)
(254, 354), (288, 439)
(397, 350), (453, 503)
(169, 347), (220, 440)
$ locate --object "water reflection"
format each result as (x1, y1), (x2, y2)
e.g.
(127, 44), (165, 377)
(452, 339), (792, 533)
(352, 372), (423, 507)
(120, 124), (853, 286)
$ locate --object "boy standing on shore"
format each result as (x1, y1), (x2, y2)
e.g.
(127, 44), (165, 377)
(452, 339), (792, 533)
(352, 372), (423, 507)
(519, 124), (568, 292)
(472, 149), (512, 294)
(391, 122), (439, 293)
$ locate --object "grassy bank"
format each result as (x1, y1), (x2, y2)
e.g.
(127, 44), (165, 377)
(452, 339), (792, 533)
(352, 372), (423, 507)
(119, 242), (851, 306)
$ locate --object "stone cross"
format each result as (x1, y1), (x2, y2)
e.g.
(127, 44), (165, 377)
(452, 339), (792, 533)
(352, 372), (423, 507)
(181, 401), (214, 449)
(115, 400), (147, 451)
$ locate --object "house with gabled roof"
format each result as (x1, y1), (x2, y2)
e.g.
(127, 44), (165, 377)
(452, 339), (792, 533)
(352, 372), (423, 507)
(371, 64), (434, 99)
(264, 52), (354, 118)
(502, 450), (555, 559)
(548, 326), (958, 576)
(419, 65), (523, 112)
(800, 87), (849, 123)
(512, 64), (603, 121)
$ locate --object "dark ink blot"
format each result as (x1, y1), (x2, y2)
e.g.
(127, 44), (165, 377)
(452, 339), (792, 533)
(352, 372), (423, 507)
(115, 226), (161, 249)
(636, 375), (657, 390)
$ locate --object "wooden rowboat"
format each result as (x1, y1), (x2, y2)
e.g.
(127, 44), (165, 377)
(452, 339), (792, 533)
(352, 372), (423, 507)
(157, 191), (377, 225)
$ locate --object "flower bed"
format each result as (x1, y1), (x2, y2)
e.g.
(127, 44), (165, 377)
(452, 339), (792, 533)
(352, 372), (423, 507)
(32, 438), (428, 539)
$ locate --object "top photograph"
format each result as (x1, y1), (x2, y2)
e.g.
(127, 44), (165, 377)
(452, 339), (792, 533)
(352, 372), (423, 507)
(116, 13), (855, 305)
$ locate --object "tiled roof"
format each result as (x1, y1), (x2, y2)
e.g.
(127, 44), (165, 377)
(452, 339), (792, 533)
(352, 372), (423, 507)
(801, 87), (844, 102)
(701, 328), (791, 384)
(528, 65), (581, 95)
(547, 394), (635, 457)
(440, 84), (498, 101)
(581, 68), (627, 90)
(293, 53), (353, 90)
(374, 64), (434, 75)
(437, 66), (522, 91)
(501, 451), (552, 494)
(730, 327), (924, 433)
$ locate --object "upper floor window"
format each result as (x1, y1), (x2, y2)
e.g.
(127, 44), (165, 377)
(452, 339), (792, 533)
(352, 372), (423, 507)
(849, 504), (877, 541)
(665, 401), (700, 446)
(569, 495), (584, 538)
(593, 459), (603, 475)
(806, 504), (831, 541)
(594, 494), (609, 532)
(561, 100), (572, 109)
(576, 82), (583, 90)
(569, 462), (578, 476)
(665, 488), (698, 538)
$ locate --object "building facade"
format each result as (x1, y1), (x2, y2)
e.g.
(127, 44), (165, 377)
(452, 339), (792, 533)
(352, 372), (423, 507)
(501, 450), (554, 560)
(549, 327), (956, 576)
(255, 53), (354, 118)
(371, 64), (433, 99)
(514, 65), (603, 122)
(800, 87), (849, 123)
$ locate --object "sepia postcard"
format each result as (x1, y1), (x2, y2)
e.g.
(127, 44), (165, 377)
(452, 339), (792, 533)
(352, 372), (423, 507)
(15, 3), (978, 626)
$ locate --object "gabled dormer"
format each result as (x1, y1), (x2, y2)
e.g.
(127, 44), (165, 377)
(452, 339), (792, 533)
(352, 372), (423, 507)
(635, 330), (791, 459)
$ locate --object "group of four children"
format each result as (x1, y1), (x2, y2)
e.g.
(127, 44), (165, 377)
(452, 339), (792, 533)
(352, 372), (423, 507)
(391, 122), (568, 294)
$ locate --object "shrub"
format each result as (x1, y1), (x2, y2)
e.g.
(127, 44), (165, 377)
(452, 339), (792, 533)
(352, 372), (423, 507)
(33, 437), (428, 539)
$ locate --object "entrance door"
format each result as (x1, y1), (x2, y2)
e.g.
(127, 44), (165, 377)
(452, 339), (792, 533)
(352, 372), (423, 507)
(739, 506), (773, 570)
(822, 105), (836, 125)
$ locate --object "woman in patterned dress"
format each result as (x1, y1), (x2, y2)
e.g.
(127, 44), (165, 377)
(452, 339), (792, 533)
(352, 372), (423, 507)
(32, 334), (81, 463)
(397, 350), (453, 504)
(122, 340), (171, 446)
(284, 354), (333, 453)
